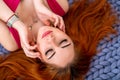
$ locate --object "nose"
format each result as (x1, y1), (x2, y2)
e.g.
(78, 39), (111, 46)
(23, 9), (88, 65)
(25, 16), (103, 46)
(46, 33), (58, 47)
(47, 33), (55, 42)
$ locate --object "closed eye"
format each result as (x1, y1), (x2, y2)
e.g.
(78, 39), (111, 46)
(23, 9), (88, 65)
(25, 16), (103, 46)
(48, 52), (55, 59)
(45, 39), (71, 59)
(45, 49), (53, 55)
(60, 39), (71, 48)
(45, 49), (55, 59)
(61, 43), (71, 48)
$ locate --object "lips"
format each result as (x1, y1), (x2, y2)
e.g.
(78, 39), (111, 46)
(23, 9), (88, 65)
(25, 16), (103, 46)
(42, 30), (53, 38)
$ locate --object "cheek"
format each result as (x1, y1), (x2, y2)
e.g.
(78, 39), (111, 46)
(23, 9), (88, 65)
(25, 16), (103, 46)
(37, 38), (46, 49)
(38, 43), (45, 53)
(37, 44), (47, 60)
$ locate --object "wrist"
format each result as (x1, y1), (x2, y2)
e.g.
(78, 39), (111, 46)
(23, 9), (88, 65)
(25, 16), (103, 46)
(12, 20), (26, 30)
(6, 14), (19, 27)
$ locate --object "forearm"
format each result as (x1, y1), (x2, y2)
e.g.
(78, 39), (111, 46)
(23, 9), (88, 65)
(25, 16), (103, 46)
(0, 0), (26, 31)
(0, 0), (14, 22)
(32, 0), (47, 11)
(33, 0), (43, 4)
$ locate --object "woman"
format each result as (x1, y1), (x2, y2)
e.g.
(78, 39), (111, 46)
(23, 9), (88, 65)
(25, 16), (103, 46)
(0, 0), (117, 80)
(0, 0), (69, 58)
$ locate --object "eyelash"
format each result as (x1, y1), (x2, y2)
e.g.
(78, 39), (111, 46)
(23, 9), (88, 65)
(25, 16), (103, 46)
(48, 52), (55, 59)
(45, 49), (53, 56)
(60, 39), (71, 48)
(60, 39), (67, 43)
(45, 49), (55, 59)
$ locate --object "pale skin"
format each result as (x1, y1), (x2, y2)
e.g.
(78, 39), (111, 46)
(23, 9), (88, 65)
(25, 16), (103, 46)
(0, 0), (69, 58)
(37, 26), (75, 67)
(0, 0), (74, 67)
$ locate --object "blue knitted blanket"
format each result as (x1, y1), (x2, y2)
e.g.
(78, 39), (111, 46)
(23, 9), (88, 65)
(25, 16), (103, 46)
(0, 44), (9, 55)
(85, 0), (120, 80)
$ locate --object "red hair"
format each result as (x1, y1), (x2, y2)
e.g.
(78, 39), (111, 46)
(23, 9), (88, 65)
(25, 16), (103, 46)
(0, 0), (117, 80)
(64, 0), (116, 56)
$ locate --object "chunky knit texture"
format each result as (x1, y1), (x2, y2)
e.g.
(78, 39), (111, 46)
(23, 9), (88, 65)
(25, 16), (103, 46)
(85, 0), (120, 80)
(0, 44), (9, 56)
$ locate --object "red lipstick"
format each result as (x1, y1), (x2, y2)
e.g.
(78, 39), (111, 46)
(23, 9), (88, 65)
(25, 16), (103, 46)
(42, 30), (52, 38)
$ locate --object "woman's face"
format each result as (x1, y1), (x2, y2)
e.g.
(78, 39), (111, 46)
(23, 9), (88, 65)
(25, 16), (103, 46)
(37, 26), (75, 68)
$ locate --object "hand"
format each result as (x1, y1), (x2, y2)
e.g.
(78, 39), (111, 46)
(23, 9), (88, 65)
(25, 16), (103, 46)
(33, 0), (65, 32)
(38, 10), (65, 32)
(13, 21), (40, 58)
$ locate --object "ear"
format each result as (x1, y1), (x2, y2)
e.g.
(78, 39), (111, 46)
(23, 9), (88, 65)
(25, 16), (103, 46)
(37, 53), (42, 60)
(35, 45), (43, 60)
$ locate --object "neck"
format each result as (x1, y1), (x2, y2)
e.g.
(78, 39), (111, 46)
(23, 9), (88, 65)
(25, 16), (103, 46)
(16, 0), (45, 42)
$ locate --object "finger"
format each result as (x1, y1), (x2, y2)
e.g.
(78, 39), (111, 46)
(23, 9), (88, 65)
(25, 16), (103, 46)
(44, 20), (51, 26)
(29, 44), (38, 50)
(59, 17), (66, 32)
(23, 48), (40, 58)
(23, 42), (40, 57)
(61, 26), (66, 32)
(47, 19), (55, 27)
(23, 41), (37, 50)
(53, 16), (59, 27)
(49, 17), (55, 23)
(21, 44), (38, 57)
